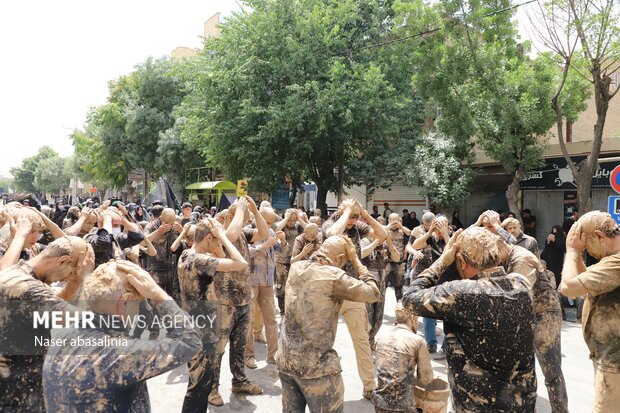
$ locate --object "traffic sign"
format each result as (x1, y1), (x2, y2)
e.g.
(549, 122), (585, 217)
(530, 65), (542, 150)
(608, 196), (620, 225)
(610, 165), (620, 194)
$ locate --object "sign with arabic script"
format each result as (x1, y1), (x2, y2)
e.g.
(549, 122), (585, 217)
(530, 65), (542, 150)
(520, 157), (620, 190)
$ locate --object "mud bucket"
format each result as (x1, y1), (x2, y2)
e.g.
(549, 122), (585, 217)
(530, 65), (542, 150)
(414, 378), (450, 413)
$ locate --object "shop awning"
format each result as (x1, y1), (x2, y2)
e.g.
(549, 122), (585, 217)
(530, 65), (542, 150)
(185, 181), (237, 191)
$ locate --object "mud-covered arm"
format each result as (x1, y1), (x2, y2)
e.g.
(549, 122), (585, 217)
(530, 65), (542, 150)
(333, 272), (380, 303)
(495, 226), (518, 245)
(415, 341), (434, 387)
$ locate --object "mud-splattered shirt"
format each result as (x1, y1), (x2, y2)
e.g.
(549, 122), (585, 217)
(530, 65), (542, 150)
(403, 264), (537, 413)
(496, 228), (540, 258)
(322, 219), (370, 276)
(372, 325), (433, 412)
(277, 224), (303, 264)
(0, 260), (73, 412)
(145, 219), (180, 271)
(576, 252), (620, 373)
(177, 249), (219, 301)
(290, 233), (321, 262)
(206, 226), (256, 306)
(42, 300), (202, 413)
(276, 260), (380, 379)
(387, 227), (407, 263)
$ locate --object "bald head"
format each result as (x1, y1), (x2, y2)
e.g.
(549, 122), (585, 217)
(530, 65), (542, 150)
(315, 235), (352, 268)
(575, 211), (620, 259)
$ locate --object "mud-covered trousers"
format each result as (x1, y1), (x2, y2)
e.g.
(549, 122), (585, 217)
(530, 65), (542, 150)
(385, 262), (404, 301)
(182, 343), (217, 413)
(280, 371), (344, 413)
(535, 307), (569, 413)
(367, 269), (386, 346)
(212, 303), (251, 389)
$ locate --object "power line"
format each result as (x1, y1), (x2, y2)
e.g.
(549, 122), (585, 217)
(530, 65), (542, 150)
(339, 0), (538, 55)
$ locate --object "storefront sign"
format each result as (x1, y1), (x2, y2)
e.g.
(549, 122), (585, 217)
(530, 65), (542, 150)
(520, 156), (620, 190)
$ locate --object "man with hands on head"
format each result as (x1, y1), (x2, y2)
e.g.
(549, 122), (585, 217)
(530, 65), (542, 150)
(145, 208), (184, 299)
(207, 196), (269, 406)
(559, 212), (620, 413)
(43, 259), (203, 413)
(178, 217), (249, 413)
(277, 235), (380, 413)
(322, 198), (388, 399)
(274, 207), (307, 315)
(403, 227), (537, 413)
(0, 236), (95, 412)
(84, 203), (144, 267)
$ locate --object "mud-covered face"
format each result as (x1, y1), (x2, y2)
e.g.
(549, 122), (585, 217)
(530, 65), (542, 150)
(304, 225), (318, 242)
(506, 222), (521, 238)
(347, 214), (360, 229)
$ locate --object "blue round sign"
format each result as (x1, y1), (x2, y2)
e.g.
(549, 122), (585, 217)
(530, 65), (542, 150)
(611, 165), (620, 194)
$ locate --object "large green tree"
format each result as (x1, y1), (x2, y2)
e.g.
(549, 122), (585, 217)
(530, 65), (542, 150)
(530, 0), (619, 212)
(10, 146), (60, 193)
(178, 0), (422, 211)
(72, 57), (204, 192)
(395, 0), (558, 215)
(33, 156), (72, 195)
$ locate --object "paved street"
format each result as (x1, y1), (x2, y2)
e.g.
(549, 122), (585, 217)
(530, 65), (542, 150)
(149, 288), (594, 412)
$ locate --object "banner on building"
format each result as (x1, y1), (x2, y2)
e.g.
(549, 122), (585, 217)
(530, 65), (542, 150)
(520, 156), (620, 190)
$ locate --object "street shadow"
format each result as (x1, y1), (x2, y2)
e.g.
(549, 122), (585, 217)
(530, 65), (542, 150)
(209, 396), (258, 413)
(166, 364), (188, 384)
(246, 343), (282, 397)
(343, 398), (375, 413)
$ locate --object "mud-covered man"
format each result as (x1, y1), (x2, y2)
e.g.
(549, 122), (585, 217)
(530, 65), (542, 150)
(371, 303), (434, 413)
(322, 199), (387, 398)
(43, 260), (202, 413)
(559, 211), (620, 413)
(276, 235), (380, 413)
(403, 227), (537, 412)
(207, 196), (268, 406)
(385, 213), (411, 301)
(0, 236), (95, 412)
(177, 218), (249, 413)
(274, 208), (307, 315)
(145, 207), (184, 299)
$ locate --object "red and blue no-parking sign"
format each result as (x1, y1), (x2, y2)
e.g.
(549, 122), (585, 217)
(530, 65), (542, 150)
(611, 165), (620, 194)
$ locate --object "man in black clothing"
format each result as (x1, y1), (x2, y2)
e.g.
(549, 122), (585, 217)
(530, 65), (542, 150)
(403, 227), (537, 413)
(84, 208), (144, 267)
(370, 205), (381, 220)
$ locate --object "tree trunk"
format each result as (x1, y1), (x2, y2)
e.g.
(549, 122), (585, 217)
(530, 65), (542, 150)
(506, 169), (523, 218)
(289, 185), (297, 208)
(316, 186), (328, 217)
(576, 163), (594, 213)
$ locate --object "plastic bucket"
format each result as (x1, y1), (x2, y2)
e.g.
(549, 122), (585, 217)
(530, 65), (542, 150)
(414, 378), (450, 413)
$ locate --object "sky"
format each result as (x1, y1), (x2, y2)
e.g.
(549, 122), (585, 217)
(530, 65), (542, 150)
(0, 0), (241, 177)
(0, 0), (534, 179)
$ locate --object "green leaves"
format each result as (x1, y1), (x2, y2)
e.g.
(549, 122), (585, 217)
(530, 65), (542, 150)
(72, 56), (204, 189)
(10, 146), (72, 194)
(406, 131), (475, 209)
(177, 0), (422, 199)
